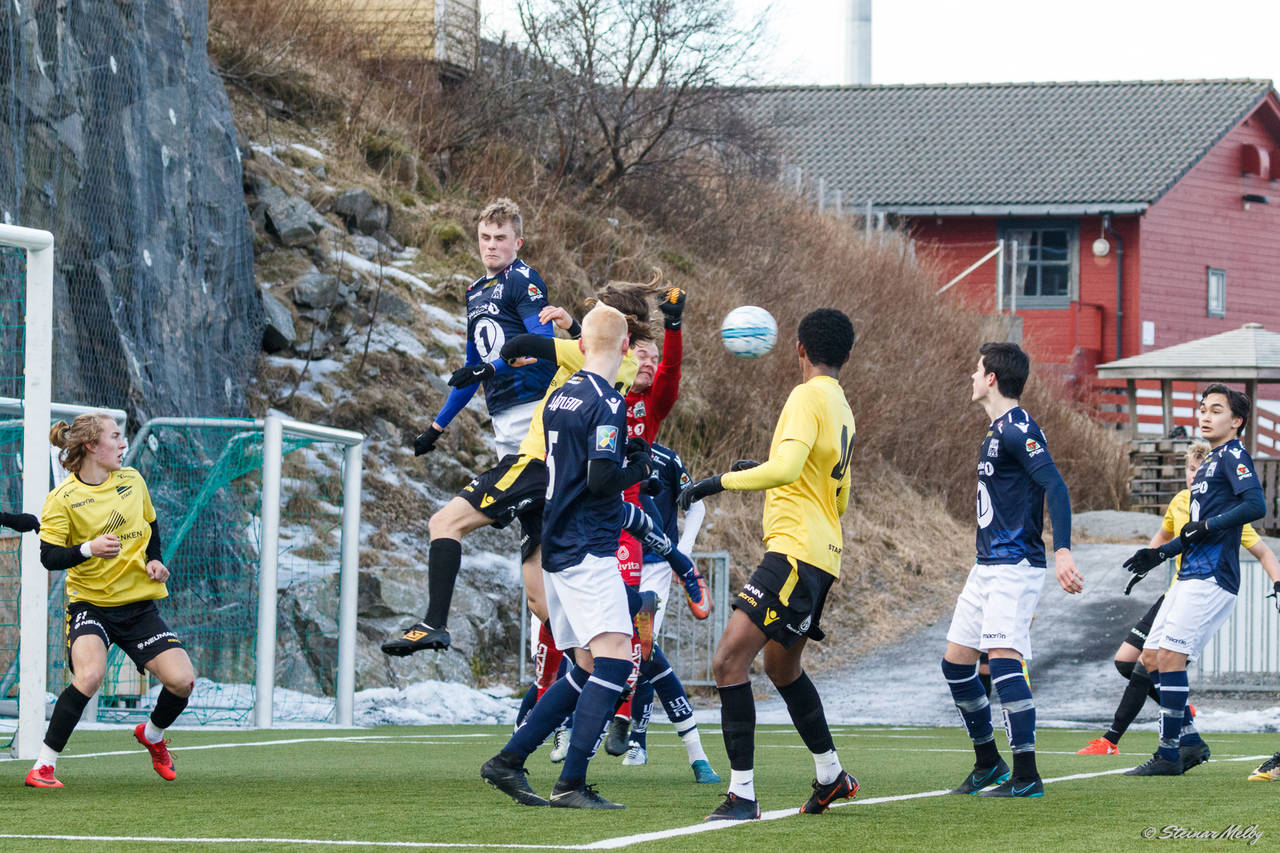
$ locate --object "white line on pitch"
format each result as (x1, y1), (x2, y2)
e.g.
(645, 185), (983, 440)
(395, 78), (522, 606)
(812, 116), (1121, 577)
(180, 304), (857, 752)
(5, 756), (1269, 851)
(0, 733), (463, 763)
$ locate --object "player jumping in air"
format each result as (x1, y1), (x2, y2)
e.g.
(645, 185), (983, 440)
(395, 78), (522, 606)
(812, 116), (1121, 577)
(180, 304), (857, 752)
(1077, 439), (1280, 757)
(26, 414), (195, 788)
(393, 198), (556, 652)
(942, 342), (1080, 799)
(1122, 384), (1270, 776)
(481, 303), (649, 809)
(679, 308), (859, 820)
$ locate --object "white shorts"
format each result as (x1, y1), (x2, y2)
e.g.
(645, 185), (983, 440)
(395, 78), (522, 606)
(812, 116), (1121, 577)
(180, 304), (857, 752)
(491, 401), (538, 459)
(1143, 577), (1237, 662)
(946, 561), (1045, 658)
(640, 560), (673, 637)
(543, 553), (633, 651)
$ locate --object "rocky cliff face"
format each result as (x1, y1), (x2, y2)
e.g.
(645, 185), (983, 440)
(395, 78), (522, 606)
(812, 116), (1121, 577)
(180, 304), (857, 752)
(0, 0), (258, 422)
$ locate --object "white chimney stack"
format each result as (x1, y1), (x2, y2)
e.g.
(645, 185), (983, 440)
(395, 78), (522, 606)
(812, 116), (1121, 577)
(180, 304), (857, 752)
(845, 0), (871, 85)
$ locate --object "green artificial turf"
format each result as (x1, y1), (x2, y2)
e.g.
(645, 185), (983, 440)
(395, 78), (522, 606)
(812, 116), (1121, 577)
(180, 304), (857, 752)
(2, 725), (1275, 851)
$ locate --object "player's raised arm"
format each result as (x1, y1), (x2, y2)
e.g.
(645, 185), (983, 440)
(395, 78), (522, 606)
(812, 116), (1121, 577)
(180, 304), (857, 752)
(0, 510), (39, 532)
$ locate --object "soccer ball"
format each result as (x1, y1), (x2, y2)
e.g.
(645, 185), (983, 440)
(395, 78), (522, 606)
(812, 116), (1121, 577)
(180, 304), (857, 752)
(720, 306), (777, 358)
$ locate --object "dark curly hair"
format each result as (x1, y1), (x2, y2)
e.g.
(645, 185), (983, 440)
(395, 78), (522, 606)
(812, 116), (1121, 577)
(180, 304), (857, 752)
(797, 309), (854, 369)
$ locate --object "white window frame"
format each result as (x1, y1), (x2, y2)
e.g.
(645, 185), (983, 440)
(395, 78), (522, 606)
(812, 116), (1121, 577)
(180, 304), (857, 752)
(1207, 267), (1226, 319)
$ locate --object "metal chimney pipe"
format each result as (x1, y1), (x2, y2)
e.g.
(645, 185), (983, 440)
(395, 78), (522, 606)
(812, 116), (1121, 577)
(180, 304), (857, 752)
(845, 0), (871, 85)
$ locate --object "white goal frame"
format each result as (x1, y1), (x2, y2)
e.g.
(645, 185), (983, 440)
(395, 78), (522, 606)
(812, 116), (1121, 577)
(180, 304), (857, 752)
(1, 223), (54, 760)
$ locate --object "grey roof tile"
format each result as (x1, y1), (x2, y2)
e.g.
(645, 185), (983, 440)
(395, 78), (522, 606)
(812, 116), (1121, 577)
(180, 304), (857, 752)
(748, 80), (1274, 210)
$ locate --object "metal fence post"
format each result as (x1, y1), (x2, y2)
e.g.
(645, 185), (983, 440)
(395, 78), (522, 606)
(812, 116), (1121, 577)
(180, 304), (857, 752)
(254, 415), (284, 728)
(335, 440), (363, 726)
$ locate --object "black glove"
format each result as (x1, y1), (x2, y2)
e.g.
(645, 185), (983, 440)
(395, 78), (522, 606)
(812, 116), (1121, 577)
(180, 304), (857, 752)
(1268, 581), (1280, 614)
(641, 474), (663, 496)
(730, 459), (761, 472)
(1179, 519), (1209, 545)
(678, 475), (723, 511)
(625, 436), (652, 477)
(658, 287), (686, 330)
(1122, 546), (1170, 594)
(413, 425), (443, 456)
(0, 511), (39, 533)
(625, 436), (650, 456)
(448, 362), (496, 388)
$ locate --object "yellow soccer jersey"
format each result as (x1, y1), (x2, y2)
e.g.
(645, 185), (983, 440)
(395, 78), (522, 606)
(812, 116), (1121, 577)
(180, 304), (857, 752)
(40, 467), (165, 606)
(756, 376), (856, 577)
(517, 338), (639, 459)
(1161, 488), (1259, 586)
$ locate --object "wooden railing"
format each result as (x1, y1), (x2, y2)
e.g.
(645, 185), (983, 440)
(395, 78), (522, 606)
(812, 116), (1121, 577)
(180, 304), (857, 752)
(1129, 440), (1280, 534)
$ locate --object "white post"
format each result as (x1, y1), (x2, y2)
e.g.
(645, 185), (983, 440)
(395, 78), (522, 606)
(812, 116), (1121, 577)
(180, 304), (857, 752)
(15, 229), (53, 759)
(995, 239), (1005, 313)
(255, 415), (284, 728)
(1009, 238), (1019, 317)
(335, 441), (362, 727)
(816, 177), (826, 212)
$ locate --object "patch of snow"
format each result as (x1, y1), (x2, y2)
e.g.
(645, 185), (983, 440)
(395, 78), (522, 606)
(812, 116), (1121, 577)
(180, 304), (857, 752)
(367, 323), (428, 358)
(419, 302), (465, 330)
(429, 326), (465, 351)
(330, 249), (438, 293)
(357, 681), (518, 726)
(249, 143), (286, 165)
(288, 142), (326, 161)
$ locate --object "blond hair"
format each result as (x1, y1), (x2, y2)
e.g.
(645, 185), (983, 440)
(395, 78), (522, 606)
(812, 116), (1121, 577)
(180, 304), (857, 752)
(580, 303), (629, 356)
(477, 197), (523, 238)
(49, 412), (115, 474)
(1185, 438), (1212, 467)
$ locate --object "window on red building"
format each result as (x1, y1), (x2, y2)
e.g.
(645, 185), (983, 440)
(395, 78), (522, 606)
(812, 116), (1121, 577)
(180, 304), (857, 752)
(998, 220), (1078, 310)
(1207, 268), (1226, 318)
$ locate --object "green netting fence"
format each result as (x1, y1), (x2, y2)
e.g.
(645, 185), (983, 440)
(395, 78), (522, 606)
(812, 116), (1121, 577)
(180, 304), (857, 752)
(1, 414), (361, 735)
(0, 245), (24, 745)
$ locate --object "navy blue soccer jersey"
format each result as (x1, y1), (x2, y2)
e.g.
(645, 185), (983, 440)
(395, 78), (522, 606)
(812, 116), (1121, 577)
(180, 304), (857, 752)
(975, 406), (1055, 567)
(1179, 438), (1260, 594)
(541, 370), (629, 573)
(464, 260), (556, 415)
(641, 443), (693, 564)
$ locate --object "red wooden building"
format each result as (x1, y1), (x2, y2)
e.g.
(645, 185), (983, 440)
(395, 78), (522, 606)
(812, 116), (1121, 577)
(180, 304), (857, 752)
(751, 80), (1280, 385)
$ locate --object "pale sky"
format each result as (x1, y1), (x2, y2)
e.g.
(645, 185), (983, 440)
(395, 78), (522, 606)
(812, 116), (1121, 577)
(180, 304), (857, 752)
(479, 0), (1280, 87)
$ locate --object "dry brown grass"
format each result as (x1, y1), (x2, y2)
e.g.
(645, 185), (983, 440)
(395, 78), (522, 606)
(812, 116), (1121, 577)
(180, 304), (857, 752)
(219, 10), (1131, 668)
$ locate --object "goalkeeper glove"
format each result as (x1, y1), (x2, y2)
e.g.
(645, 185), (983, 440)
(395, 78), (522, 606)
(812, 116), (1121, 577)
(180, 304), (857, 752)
(0, 511), (39, 533)
(1122, 545), (1172, 594)
(625, 437), (652, 477)
(678, 475), (723, 511)
(1179, 519), (1209, 545)
(413, 425), (443, 456)
(448, 362), (496, 388)
(1269, 581), (1280, 614)
(658, 288), (686, 330)
(730, 459), (761, 472)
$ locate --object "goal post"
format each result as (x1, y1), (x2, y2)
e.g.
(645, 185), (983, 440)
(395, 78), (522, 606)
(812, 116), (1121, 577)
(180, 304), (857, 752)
(0, 223), (54, 760)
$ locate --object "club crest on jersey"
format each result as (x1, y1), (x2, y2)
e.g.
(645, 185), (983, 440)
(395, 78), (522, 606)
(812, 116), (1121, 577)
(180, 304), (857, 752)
(1204, 461), (1217, 477)
(986, 439), (999, 458)
(1237, 463), (1253, 479)
(595, 425), (618, 452)
(491, 282), (503, 299)
(1025, 437), (1043, 457)
(632, 400), (646, 418)
(116, 485), (132, 499)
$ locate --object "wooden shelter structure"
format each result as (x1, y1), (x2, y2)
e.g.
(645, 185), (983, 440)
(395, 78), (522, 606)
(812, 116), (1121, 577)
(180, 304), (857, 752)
(1096, 322), (1280, 457)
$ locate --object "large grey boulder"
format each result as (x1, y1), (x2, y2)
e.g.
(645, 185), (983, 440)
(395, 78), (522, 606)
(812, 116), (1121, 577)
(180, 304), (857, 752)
(258, 185), (323, 248)
(261, 290), (296, 353)
(0, 0), (259, 422)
